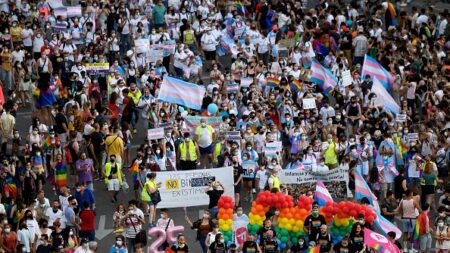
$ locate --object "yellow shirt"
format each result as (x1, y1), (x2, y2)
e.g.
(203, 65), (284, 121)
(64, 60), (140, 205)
(10, 26), (22, 42)
(105, 135), (124, 158)
(1, 53), (12, 71)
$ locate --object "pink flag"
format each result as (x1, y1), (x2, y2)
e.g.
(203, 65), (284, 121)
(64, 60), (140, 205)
(364, 228), (401, 253)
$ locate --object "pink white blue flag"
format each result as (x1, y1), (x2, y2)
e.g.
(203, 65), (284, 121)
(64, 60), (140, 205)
(310, 59), (338, 92)
(371, 78), (400, 114)
(314, 181), (334, 206)
(158, 77), (205, 110)
(362, 55), (394, 90)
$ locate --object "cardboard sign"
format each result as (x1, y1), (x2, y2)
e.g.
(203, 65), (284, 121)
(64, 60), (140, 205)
(407, 133), (419, 141)
(302, 98), (316, 109)
(225, 131), (241, 141)
(147, 128), (165, 140)
(342, 70), (353, 87)
(396, 114), (407, 122)
(85, 63), (110, 74)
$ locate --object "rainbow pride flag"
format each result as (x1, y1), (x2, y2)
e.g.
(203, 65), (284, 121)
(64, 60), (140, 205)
(129, 160), (139, 182)
(3, 178), (17, 198)
(55, 162), (67, 189)
(290, 79), (302, 92)
(235, 1), (247, 15)
(266, 77), (280, 88)
(300, 246), (320, 253)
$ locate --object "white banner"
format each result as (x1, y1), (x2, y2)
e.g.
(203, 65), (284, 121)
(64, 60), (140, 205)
(279, 167), (350, 199)
(147, 127), (165, 140)
(302, 98), (316, 109)
(155, 167), (235, 208)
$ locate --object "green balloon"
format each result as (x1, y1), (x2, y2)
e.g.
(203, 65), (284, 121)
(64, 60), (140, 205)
(291, 237), (298, 244)
(281, 236), (289, 243)
(281, 229), (289, 237)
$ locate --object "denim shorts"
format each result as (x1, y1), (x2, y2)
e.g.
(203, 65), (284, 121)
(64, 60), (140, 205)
(419, 233), (432, 250)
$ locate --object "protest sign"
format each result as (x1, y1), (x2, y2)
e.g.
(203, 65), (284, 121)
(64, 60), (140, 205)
(184, 116), (223, 135)
(156, 167), (234, 208)
(233, 220), (249, 246)
(302, 98), (316, 109)
(135, 39), (150, 53)
(147, 49), (164, 63)
(341, 70), (353, 87)
(396, 114), (407, 122)
(225, 131), (241, 141)
(147, 128), (165, 140)
(48, 0), (63, 8)
(407, 133), (419, 141)
(85, 63), (110, 74)
(279, 167), (350, 200)
(242, 160), (257, 179)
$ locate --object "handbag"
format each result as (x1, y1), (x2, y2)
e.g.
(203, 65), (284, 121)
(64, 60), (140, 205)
(150, 190), (161, 204)
(129, 217), (147, 246)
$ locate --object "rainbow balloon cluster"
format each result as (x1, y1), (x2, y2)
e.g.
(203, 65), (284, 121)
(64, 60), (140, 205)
(246, 191), (377, 249)
(217, 196), (234, 242)
(248, 191), (294, 235)
(320, 201), (376, 243)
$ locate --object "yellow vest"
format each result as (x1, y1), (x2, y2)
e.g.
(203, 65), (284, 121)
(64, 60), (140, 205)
(104, 162), (123, 185)
(213, 142), (222, 163)
(270, 175), (280, 190)
(196, 125), (213, 141)
(128, 90), (142, 105)
(179, 140), (197, 161)
(323, 142), (338, 165)
(141, 179), (156, 202)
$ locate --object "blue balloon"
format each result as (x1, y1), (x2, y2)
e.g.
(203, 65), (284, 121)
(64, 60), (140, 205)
(207, 103), (218, 114)
(179, 106), (185, 113)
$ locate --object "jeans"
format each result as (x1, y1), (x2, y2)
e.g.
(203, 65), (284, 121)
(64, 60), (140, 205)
(79, 230), (95, 241)
(210, 207), (219, 220)
(0, 68), (12, 91)
(126, 237), (135, 253)
(131, 108), (139, 129)
(198, 233), (208, 253)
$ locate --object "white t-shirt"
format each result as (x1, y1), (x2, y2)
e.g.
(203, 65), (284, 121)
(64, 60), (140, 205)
(18, 229), (33, 253)
(44, 208), (63, 227)
(21, 29), (33, 47)
(255, 169), (268, 190)
(198, 126), (214, 148)
(11, 49), (25, 63)
(201, 33), (217, 51)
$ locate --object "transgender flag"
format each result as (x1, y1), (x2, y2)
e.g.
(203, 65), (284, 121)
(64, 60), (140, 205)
(314, 181), (334, 206)
(361, 55), (394, 90)
(355, 168), (380, 213)
(374, 211), (402, 240)
(158, 76), (206, 110)
(310, 59), (338, 92)
(371, 78), (400, 114)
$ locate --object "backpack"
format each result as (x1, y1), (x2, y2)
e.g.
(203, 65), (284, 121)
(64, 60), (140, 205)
(134, 229), (147, 246)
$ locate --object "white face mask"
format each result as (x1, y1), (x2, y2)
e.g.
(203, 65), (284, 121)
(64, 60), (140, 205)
(439, 223), (445, 227)
(4, 228), (10, 233)
(116, 240), (123, 246)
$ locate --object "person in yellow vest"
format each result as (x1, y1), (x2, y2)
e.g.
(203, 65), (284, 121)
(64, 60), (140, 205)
(177, 132), (200, 170)
(268, 167), (281, 192)
(140, 172), (161, 227)
(196, 119), (216, 169)
(183, 23), (198, 51)
(128, 83), (142, 134)
(104, 154), (123, 203)
(323, 134), (339, 169)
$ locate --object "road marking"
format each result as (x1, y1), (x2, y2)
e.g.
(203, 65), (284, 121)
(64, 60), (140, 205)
(95, 215), (113, 240)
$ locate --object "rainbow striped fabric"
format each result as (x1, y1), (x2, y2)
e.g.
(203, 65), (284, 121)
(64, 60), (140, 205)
(266, 77), (280, 88)
(300, 246), (320, 253)
(290, 79), (302, 92)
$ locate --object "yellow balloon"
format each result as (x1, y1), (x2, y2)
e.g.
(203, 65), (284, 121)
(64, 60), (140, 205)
(285, 224), (292, 231)
(223, 224), (229, 231)
(289, 218), (295, 225)
(280, 217), (288, 225)
(335, 219), (341, 226)
(227, 220), (233, 226)
(278, 223), (285, 229)
(342, 219), (349, 227)
(292, 226), (299, 232)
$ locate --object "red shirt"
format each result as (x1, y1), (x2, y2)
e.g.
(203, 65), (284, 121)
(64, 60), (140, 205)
(80, 209), (96, 231)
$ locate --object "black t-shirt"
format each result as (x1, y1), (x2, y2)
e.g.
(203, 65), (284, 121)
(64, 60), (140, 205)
(54, 112), (68, 134)
(262, 239), (278, 253)
(333, 242), (352, 253)
(394, 175), (406, 199)
(233, 164), (244, 183)
(316, 233), (332, 253)
(243, 241), (258, 253)
(90, 131), (104, 153)
(304, 214), (326, 237)
(36, 244), (52, 253)
(209, 241), (227, 253)
(289, 242), (308, 252)
(350, 231), (364, 251)
(206, 189), (224, 209)
(171, 244), (189, 253)
(257, 227), (277, 245)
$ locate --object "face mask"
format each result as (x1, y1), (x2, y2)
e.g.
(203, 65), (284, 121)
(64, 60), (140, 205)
(156, 150), (161, 154)
(342, 242), (348, 247)
(312, 210), (319, 216)
(439, 223), (445, 227)
(82, 243), (89, 249)
(33, 130), (38, 135)
(36, 152), (41, 156)
(201, 123), (206, 127)
(203, 214), (209, 219)
(116, 240), (123, 246)
(237, 210), (243, 216)
(69, 231), (74, 236)
(4, 228), (10, 233)
(185, 137), (190, 142)
(308, 150), (313, 154)
(336, 116), (341, 121)
(220, 239), (225, 243)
